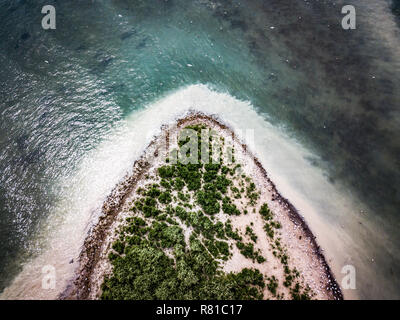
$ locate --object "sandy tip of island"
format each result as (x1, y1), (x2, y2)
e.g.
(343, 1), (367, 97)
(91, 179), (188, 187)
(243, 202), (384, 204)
(61, 111), (343, 300)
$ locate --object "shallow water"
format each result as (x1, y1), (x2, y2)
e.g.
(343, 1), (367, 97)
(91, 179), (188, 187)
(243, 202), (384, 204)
(0, 0), (399, 299)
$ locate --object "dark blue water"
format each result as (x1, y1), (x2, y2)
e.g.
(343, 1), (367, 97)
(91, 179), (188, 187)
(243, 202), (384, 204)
(0, 0), (399, 299)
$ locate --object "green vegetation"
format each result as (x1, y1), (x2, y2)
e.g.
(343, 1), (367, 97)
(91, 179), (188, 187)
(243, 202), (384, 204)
(196, 184), (221, 215)
(101, 226), (265, 299)
(225, 220), (242, 241)
(259, 202), (313, 300)
(267, 275), (279, 295)
(101, 123), (315, 300)
(236, 241), (265, 263)
(246, 225), (258, 243)
(159, 191), (172, 204)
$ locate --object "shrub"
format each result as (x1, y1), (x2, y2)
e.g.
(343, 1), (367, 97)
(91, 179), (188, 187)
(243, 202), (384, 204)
(178, 191), (189, 202)
(159, 191), (172, 204)
(196, 186), (221, 215)
(215, 175), (231, 193)
(221, 166), (229, 174)
(175, 206), (188, 221)
(160, 179), (171, 190)
(222, 197), (241, 215)
(158, 165), (175, 178)
(267, 276), (279, 295)
(186, 171), (202, 191)
(264, 223), (274, 239)
(205, 240), (219, 257)
(225, 221), (242, 241)
(112, 240), (125, 255)
(256, 255), (266, 264)
(213, 221), (225, 239)
(236, 241), (265, 263)
(245, 226), (258, 243)
(174, 178), (185, 191)
(215, 241), (229, 256)
(147, 186), (161, 198)
(260, 203), (273, 220)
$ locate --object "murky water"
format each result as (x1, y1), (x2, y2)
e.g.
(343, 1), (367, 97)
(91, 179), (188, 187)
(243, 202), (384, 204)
(0, 0), (399, 299)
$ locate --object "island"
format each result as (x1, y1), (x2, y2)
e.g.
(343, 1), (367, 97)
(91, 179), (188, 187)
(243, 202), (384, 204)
(62, 112), (342, 300)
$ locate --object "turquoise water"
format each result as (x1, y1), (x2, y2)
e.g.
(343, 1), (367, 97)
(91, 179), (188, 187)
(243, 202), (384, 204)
(0, 0), (399, 299)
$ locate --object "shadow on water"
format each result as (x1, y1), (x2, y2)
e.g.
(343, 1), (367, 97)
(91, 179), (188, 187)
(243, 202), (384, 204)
(392, 0), (400, 18)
